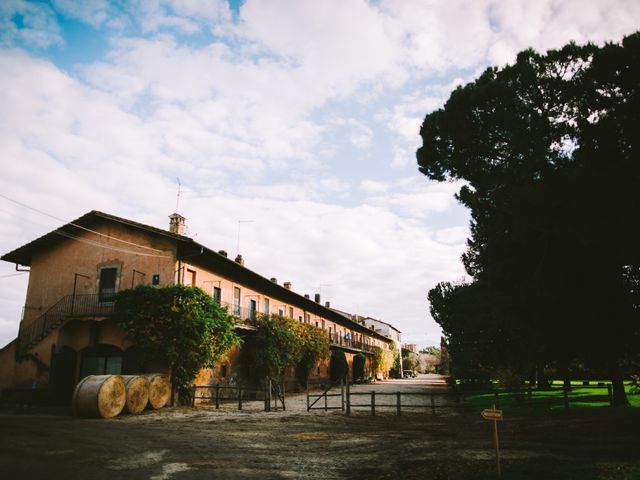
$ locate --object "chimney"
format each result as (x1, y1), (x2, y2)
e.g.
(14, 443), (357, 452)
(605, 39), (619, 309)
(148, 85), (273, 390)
(218, 250), (227, 257)
(169, 213), (186, 235)
(325, 301), (331, 308)
(270, 277), (278, 283)
(304, 294), (310, 299)
(234, 254), (244, 266)
(314, 293), (320, 303)
(283, 282), (292, 290)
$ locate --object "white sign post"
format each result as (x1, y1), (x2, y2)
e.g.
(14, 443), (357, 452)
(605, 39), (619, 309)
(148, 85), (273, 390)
(481, 405), (503, 478)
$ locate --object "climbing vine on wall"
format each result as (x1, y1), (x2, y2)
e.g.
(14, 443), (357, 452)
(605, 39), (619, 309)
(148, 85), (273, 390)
(114, 285), (240, 401)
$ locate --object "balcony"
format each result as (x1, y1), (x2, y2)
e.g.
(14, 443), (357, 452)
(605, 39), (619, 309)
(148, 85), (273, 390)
(327, 331), (376, 353)
(220, 301), (259, 328)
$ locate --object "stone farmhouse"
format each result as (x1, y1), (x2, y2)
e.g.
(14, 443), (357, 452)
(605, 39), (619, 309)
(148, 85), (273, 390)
(0, 210), (393, 403)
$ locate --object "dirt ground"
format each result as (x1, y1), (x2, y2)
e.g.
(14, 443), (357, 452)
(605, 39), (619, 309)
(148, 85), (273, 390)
(1, 374), (639, 480)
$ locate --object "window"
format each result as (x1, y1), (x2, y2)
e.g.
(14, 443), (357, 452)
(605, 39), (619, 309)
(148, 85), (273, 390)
(186, 269), (196, 286)
(264, 298), (270, 314)
(278, 308), (284, 316)
(213, 286), (221, 304)
(233, 287), (241, 316)
(321, 320), (325, 329)
(298, 315), (303, 322)
(220, 364), (228, 378)
(304, 313), (310, 324)
(249, 299), (257, 320)
(289, 307), (294, 318)
(99, 268), (117, 302)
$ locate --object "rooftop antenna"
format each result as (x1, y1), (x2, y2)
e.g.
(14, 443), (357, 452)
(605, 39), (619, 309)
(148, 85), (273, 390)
(318, 284), (332, 296)
(175, 178), (182, 212)
(237, 220), (254, 256)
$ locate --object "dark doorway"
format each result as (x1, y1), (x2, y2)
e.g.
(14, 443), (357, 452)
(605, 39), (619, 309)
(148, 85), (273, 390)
(329, 349), (348, 383)
(352, 353), (365, 383)
(122, 346), (143, 375)
(49, 346), (77, 405)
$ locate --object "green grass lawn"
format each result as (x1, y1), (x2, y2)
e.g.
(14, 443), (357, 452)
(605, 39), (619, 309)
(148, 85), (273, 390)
(463, 384), (640, 416)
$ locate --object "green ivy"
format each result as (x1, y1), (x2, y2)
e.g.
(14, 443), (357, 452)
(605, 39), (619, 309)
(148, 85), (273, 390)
(243, 314), (329, 385)
(114, 284), (240, 402)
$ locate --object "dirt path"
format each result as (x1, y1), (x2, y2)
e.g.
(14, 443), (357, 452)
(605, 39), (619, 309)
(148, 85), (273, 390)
(1, 375), (639, 479)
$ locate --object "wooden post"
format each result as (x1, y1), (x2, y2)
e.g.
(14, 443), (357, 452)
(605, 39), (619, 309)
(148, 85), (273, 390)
(563, 385), (569, 411)
(274, 382), (278, 412)
(607, 384), (613, 406)
(341, 379), (345, 412)
(324, 390), (328, 411)
(191, 385), (196, 407)
(494, 391), (500, 409)
(346, 380), (351, 415)
(281, 382), (286, 411)
(215, 384), (220, 410)
(430, 393), (436, 416)
(267, 377), (272, 412)
(491, 404), (501, 478)
(396, 392), (401, 416)
(371, 391), (376, 416)
(306, 381), (310, 412)
(238, 386), (243, 410)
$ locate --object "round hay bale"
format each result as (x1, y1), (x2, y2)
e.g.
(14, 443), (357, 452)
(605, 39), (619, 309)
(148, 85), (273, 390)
(72, 375), (126, 418)
(122, 375), (150, 415)
(145, 374), (171, 409)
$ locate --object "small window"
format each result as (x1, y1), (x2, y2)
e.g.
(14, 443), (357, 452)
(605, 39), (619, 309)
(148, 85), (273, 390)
(298, 315), (303, 322)
(233, 287), (241, 316)
(264, 298), (270, 314)
(213, 286), (221, 304)
(221, 364), (228, 378)
(289, 307), (294, 318)
(186, 269), (196, 286)
(278, 308), (284, 316)
(99, 268), (118, 302)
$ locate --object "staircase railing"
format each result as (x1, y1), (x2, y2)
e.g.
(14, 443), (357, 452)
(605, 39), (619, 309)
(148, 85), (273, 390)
(18, 294), (114, 355)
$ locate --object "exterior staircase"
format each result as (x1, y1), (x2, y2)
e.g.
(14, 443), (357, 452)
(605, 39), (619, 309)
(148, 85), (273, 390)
(18, 294), (115, 356)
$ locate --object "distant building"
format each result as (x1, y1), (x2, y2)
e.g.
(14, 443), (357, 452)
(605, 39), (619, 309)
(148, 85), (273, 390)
(332, 309), (403, 377)
(402, 343), (418, 354)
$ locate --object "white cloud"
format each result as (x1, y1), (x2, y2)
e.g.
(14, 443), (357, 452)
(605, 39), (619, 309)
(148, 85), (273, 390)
(1, 0), (639, 349)
(0, 0), (62, 48)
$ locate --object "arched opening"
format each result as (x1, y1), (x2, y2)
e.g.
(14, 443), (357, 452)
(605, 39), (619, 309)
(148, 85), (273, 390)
(329, 349), (348, 383)
(49, 346), (77, 405)
(79, 344), (123, 379)
(352, 353), (366, 383)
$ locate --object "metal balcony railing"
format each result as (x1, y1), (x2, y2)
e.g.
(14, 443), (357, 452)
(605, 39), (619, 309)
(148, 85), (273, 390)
(220, 301), (259, 327)
(18, 294), (115, 355)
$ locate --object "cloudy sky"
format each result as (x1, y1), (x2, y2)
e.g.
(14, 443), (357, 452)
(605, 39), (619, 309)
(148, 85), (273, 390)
(0, 0), (638, 349)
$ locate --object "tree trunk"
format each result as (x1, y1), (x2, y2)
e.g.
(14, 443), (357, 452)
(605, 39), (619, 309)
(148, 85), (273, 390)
(560, 361), (571, 391)
(609, 356), (629, 406)
(536, 362), (551, 390)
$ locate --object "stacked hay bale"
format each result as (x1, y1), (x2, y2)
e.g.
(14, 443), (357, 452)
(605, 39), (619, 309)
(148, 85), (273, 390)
(73, 374), (170, 418)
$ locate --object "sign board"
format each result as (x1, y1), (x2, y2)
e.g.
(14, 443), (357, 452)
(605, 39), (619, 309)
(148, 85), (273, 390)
(481, 408), (503, 421)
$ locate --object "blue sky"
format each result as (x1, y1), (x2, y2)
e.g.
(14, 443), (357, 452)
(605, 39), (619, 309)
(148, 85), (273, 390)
(1, 0), (638, 349)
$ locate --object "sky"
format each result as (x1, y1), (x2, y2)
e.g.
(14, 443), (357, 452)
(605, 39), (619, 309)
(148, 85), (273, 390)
(0, 0), (638, 350)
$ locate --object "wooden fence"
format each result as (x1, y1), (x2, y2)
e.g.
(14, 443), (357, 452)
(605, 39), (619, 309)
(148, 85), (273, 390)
(192, 377), (285, 412)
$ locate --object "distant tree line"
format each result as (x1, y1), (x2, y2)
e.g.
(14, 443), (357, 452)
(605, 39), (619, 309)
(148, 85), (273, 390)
(418, 32), (640, 405)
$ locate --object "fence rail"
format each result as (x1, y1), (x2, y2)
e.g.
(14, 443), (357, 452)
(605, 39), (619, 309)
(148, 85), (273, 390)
(192, 377), (285, 412)
(306, 381), (470, 416)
